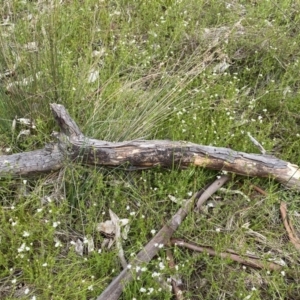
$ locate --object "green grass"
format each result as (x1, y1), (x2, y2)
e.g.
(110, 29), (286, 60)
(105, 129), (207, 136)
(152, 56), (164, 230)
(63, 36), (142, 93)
(1, 0), (300, 299)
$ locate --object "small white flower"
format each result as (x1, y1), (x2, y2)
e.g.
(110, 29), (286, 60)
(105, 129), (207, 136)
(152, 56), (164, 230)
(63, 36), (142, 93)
(159, 262), (165, 270)
(88, 285), (94, 291)
(152, 272), (160, 277)
(31, 296), (36, 300)
(52, 221), (60, 228)
(55, 241), (62, 248)
(11, 278), (17, 284)
(42, 263), (48, 267)
(23, 231), (30, 237)
(140, 287), (147, 293)
(129, 211), (136, 216)
(150, 229), (156, 235)
(281, 271), (286, 276)
(18, 243), (26, 253)
(24, 288), (30, 294)
(127, 264), (132, 269)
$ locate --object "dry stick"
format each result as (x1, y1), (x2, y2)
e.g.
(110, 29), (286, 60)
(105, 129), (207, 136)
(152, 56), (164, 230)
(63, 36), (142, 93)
(247, 132), (266, 155)
(170, 239), (282, 271)
(166, 248), (184, 300)
(280, 202), (300, 251)
(196, 175), (230, 209)
(96, 191), (200, 300)
(251, 184), (268, 196)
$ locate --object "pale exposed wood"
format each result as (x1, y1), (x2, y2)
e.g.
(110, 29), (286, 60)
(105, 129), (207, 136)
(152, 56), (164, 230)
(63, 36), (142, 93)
(0, 103), (300, 191)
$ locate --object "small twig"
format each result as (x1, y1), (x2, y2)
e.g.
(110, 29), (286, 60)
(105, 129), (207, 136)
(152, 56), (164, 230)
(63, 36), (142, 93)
(251, 184), (268, 196)
(196, 175), (230, 210)
(166, 249), (184, 300)
(247, 132), (266, 155)
(170, 239), (282, 271)
(280, 202), (300, 251)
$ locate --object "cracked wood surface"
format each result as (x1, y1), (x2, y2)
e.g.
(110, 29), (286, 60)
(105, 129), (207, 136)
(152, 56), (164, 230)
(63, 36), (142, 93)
(0, 103), (300, 190)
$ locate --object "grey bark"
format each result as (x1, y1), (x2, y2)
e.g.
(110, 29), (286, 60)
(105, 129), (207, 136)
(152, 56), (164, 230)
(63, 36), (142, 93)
(0, 103), (300, 190)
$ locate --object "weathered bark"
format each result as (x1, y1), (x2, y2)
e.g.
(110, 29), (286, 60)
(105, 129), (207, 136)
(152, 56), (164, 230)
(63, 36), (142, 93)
(0, 103), (300, 190)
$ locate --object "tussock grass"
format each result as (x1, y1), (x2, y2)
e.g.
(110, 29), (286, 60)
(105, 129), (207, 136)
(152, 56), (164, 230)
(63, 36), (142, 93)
(1, 0), (300, 299)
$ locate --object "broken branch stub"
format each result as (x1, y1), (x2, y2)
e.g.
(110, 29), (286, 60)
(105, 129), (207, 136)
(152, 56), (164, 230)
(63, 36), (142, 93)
(0, 103), (300, 190)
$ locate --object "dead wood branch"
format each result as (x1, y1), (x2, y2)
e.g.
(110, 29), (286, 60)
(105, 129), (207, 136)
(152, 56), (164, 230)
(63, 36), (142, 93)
(251, 185), (268, 196)
(280, 202), (300, 251)
(196, 175), (230, 210)
(170, 239), (282, 271)
(1, 103), (300, 191)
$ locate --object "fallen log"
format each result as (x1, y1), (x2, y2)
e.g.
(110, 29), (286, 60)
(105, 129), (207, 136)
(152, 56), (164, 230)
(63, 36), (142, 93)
(0, 103), (300, 190)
